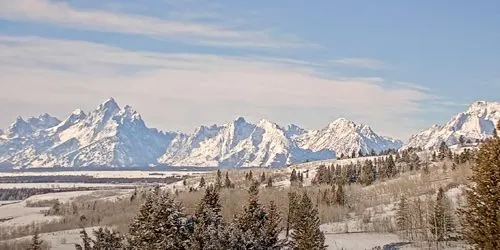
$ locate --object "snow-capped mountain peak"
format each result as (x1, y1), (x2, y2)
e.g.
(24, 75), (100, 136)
(0, 98), (406, 168)
(405, 101), (500, 149)
(296, 117), (402, 156)
(284, 124), (306, 138)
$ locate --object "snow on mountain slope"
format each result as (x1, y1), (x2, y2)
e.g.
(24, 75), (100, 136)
(6, 114), (60, 138)
(0, 98), (406, 168)
(405, 101), (500, 149)
(160, 118), (334, 168)
(295, 118), (403, 157)
(284, 124), (307, 138)
(0, 98), (176, 168)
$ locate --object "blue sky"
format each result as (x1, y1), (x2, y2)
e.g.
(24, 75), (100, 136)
(0, 0), (499, 140)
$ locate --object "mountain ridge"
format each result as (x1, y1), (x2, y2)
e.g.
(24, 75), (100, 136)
(405, 101), (500, 149)
(1, 98), (404, 168)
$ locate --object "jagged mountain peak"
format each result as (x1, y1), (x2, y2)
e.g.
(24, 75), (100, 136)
(296, 118), (402, 156)
(405, 101), (500, 149)
(284, 124), (306, 138)
(7, 113), (61, 138)
(96, 97), (120, 113)
(0, 98), (405, 168)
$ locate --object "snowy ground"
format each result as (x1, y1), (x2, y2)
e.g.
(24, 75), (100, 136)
(0, 183), (141, 189)
(324, 232), (401, 250)
(0, 189), (132, 228)
(0, 227), (100, 250)
(0, 170), (206, 178)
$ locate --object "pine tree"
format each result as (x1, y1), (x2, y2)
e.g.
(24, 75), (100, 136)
(260, 172), (266, 183)
(396, 195), (411, 240)
(215, 169), (223, 189)
(76, 228), (91, 250)
(359, 160), (375, 185)
(75, 227), (123, 250)
(224, 172), (233, 188)
(248, 170), (254, 181)
(229, 181), (283, 249)
(335, 185), (345, 206)
(30, 231), (43, 250)
(289, 192), (327, 250)
(128, 191), (190, 249)
(460, 122), (500, 249)
(199, 176), (206, 188)
(191, 185), (227, 250)
(286, 192), (300, 238)
(290, 169), (298, 183)
(266, 176), (273, 188)
(92, 227), (124, 250)
(261, 201), (285, 249)
(430, 188), (455, 244)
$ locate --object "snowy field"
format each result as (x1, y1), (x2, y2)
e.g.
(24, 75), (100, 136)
(0, 182), (141, 189)
(0, 170), (208, 178)
(324, 232), (400, 249)
(0, 189), (132, 228)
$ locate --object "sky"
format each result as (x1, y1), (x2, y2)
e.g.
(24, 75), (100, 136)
(0, 0), (499, 140)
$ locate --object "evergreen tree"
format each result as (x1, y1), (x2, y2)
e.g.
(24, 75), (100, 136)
(261, 201), (285, 249)
(459, 135), (465, 145)
(396, 195), (411, 240)
(430, 188), (455, 243)
(358, 149), (364, 157)
(289, 192), (327, 250)
(260, 172), (266, 183)
(30, 231), (43, 250)
(76, 229), (91, 250)
(286, 192), (300, 238)
(229, 181), (284, 249)
(359, 160), (375, 185)
(215, 169), (223, 189)
(290, 169), (298, 183)
(387, 155), (396, 178)
(128, 191), (191, 249)
(224, 172), (233, 188)
(199, 176), (206, 188)
(266, 176), (273, 188)
(460, 122), (500, 249)
(248, 170), (254, 181)
(335, 185), (345, 206)
(75, 227), (123, 250)
(191, 185), (227, 250)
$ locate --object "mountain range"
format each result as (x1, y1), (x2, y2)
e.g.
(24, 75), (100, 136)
(0, 98), (403, 168)
(405, 101), (500, 149)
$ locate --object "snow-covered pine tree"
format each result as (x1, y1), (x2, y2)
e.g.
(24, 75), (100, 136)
(289, 192), (327, 250)
(128, 191), (190, 249)
(228, 181), (284, 249)
(260, 201), (285, 249)
(91, 227), (124, 249)
(430, 188), (455, 244)
(29, 231), (43, 250)
(191, 185), (228, 250)
(460, 122), (500, 249)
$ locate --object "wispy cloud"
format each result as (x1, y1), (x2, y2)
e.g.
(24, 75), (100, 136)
(0, 35), (431, 138)
(394, 81), (431, 92)
(0, 0), (312, 49)
(331, 58), (389, 69)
